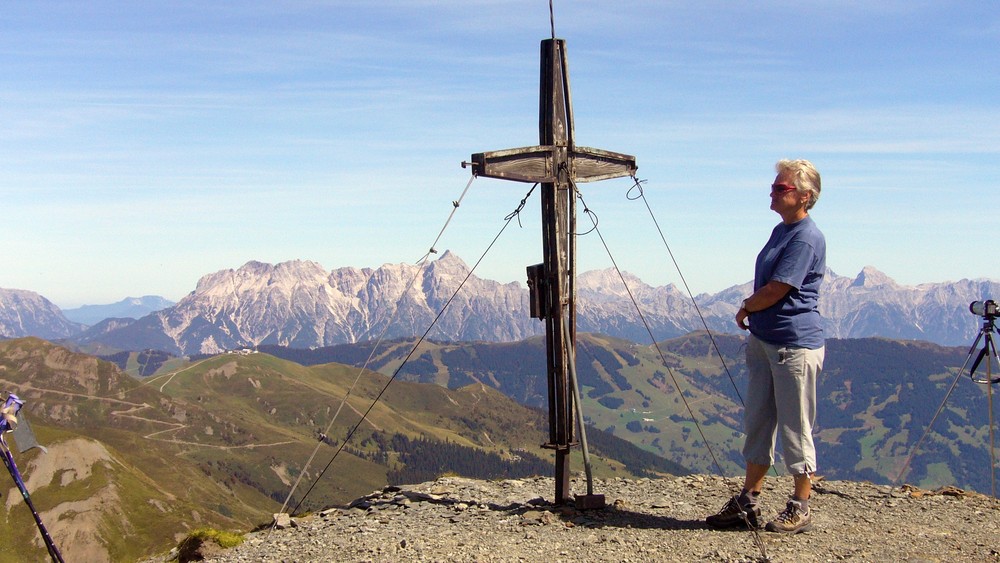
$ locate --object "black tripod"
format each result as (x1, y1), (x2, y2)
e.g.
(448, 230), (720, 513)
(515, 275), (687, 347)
(893, 302), (1000, 498)
(964, 312), (1000, 384)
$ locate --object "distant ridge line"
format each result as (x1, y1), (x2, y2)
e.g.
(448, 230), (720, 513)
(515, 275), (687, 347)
(1, 254), (998, 353)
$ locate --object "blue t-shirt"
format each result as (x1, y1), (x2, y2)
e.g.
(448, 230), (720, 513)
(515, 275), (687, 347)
(749, 215), (826, 349)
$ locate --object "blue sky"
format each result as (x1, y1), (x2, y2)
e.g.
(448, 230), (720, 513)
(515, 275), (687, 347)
(2, 1), (998, 308)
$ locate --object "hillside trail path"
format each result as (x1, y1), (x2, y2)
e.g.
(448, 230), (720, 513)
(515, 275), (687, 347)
(168, 474), (1000, 562)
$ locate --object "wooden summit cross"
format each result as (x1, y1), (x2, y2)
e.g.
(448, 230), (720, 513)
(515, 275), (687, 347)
(465, 38), (637, 504)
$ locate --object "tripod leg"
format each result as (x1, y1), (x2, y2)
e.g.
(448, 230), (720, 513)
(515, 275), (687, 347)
(988, 334), (1000, 384)
(990, 366), (998, 499)
(965, 327), (1000, 384)
(971, 333), (1000, 384)
(892, 364), (966, 488)
(962, 330), (985, 379)
(971, 347), (989, 380)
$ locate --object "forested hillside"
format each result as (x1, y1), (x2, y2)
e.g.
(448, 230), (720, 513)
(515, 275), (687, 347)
(259, 334), (994, 494)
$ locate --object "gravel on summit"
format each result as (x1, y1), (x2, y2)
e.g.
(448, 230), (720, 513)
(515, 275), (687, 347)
(189, 474), (1000, 563)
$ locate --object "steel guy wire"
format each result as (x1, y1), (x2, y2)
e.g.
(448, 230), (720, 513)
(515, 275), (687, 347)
(288, 182), (538, 516)
(630, 177), (784, 480)
(574, 185), (731, 477)
(575, 183), (768, 560)
(428, 174), (477, 257)
(625, 176), (778, 544)
(276, 217), (466, 517)
(549, 0), (556, 39)
(276, 176), (480, 520)
(626, 176), (747, 409)
(505, 183), (539, 226)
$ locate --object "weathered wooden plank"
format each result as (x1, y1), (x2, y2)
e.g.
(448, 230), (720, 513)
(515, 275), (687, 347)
(470, 145), (635, 184)
(469, 146), (556, 183)
(571, 146), (637, 182)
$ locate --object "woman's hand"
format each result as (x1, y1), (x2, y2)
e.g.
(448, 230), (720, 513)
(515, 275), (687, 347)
(737, 281), (793, 331)
(736, 307), (750, 330)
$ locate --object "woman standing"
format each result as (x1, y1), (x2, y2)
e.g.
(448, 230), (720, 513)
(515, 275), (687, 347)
(706, 159), (826, 534)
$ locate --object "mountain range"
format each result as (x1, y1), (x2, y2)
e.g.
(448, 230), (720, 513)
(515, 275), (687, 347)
(61, 295), (175, 325)
(1, 252), (998, 355)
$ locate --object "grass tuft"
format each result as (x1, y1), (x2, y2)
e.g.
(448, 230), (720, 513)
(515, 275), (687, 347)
(176, 528), (245, 562)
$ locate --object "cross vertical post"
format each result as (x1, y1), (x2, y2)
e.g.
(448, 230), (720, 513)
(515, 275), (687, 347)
(465, 38), (637, 504)
(540, 37), (574, 504)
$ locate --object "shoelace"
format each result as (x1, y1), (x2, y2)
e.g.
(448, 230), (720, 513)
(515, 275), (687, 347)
(774, 502), (803, 522)
(719, 496), (749, 515)
(722, 497), (741, 514)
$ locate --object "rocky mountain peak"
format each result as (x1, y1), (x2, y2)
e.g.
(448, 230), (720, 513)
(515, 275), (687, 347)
(851, 265), (896, 288)
(425, 250), (472, 279)
(578, 268), (641, 291)
(0, 288), (82, 339)
(192, 260), (329, 300)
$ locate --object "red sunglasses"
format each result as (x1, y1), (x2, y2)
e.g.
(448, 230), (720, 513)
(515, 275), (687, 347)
(770, 183), (798, 195)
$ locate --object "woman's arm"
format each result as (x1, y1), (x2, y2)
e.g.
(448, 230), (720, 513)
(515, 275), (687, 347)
(736, 280), (794, 330)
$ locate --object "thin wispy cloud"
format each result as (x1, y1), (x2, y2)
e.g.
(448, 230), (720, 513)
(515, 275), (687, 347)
(1, 1), (997, 305)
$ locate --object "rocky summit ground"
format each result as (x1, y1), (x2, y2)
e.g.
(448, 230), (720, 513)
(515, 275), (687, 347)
(176, 474), (999, 562)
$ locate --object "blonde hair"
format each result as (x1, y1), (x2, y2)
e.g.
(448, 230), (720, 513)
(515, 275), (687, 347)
(776, 159), (821, 211)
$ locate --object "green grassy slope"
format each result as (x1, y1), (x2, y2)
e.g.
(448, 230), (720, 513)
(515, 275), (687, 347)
(0, 338), (683, 562)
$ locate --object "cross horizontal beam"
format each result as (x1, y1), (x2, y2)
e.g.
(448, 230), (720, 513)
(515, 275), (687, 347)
(468, 145), (636, 184)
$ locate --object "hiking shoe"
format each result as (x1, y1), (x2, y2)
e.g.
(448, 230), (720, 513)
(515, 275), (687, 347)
(765, 500), (814, 534)
(705, 495), (761, 529)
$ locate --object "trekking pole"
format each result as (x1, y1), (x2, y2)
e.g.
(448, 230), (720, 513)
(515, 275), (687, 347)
(0, 394), (65, 563)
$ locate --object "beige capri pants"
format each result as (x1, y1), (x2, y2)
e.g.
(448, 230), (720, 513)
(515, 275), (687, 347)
(742, 334), (825, 475)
